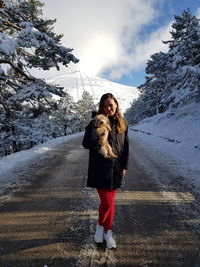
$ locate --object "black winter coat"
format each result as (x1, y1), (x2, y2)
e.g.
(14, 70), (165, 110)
(82, 115), (129, 189)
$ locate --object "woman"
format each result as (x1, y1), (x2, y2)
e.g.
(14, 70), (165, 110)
(82, 93), (129, 249)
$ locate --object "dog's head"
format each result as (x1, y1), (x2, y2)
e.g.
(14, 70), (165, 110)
(96, 126), (108, 136)
(93, 114), (111, 131)
(96, 126), (109, 145)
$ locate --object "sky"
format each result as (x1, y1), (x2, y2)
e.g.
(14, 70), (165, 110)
(33, 0), (200, 87)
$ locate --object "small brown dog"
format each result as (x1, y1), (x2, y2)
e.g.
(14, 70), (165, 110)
(93, 114), (118, 159)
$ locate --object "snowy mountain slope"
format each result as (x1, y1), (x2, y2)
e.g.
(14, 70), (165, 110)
(47, 71), (139, 113)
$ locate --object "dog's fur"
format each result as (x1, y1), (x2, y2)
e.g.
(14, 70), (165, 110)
(92, 114), (118, 159)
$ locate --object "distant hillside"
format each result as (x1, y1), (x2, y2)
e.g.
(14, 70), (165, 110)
(47, 71), (139, 113)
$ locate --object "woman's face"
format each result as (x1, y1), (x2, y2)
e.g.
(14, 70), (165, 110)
(103, 98), (117, 117)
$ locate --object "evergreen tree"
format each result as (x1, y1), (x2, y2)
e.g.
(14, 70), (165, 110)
(0, 0), (79, 156)
(163, 9), (200, 66)
(126, 9), (200, 123)
(75, 91), (96, 131)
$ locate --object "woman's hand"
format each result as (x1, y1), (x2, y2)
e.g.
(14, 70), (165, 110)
(122, 169), (126, 177)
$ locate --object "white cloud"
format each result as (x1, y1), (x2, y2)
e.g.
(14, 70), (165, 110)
(195, 7), (200, 18)
(106, 22), (172, 80)
(38, 0), (171, 80)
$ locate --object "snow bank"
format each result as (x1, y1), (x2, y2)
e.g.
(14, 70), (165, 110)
(0, 132), (83, 178)
(130, 103), (200, 179)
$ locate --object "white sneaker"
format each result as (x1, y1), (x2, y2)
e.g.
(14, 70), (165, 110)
(94, 225), (104, 243)
(104, 230), (116, 249)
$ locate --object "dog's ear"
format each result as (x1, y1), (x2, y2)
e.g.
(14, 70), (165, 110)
(92, 116), (98, 126)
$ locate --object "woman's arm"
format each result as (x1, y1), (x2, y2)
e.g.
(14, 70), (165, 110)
(82, 121), (99, 150)
(82, 122), (92, 149)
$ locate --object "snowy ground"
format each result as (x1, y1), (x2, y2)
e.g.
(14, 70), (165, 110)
(0, 102), (199, 197)
(130, 103), (200, 191)
(0, 132), (83, 197)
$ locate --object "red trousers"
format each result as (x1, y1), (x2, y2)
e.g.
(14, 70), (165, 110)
(97, 188), (117, 232)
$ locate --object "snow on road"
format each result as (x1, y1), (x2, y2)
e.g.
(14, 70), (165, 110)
(0, 133), (82, 197)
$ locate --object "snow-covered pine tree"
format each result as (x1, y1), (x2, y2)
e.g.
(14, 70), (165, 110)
(161, 9), (200, 106)
(125, 97), (146, 124)
(0, 0), (79, 157)
(126, 9), (200, 124)
(75, 91), (97, 131)
(140, 51), (172, 114)
(51, 92), (77, 136)
(164, 9), (200, 66)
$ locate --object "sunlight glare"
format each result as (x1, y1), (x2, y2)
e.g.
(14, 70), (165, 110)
(79, 33), (118, 76)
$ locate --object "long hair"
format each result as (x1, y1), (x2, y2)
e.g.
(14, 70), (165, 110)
(98, 93), (126, 133)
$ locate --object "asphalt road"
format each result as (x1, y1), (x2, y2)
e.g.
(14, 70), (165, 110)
(0, 135), (200, 267)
